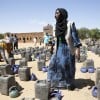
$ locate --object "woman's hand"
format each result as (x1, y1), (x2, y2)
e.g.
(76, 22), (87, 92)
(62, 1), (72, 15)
(75, 48), (80, 61)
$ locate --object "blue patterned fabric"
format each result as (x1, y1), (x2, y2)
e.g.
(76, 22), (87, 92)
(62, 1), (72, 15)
(71, 22), (82, 48)
(47, 42), (75, 88)
(47, 22), (81, 88)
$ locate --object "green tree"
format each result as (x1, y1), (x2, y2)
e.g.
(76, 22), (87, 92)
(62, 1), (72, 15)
(78, 28), (90, 39)
(90, 28), (100, 39)
(0, 34), (4, 39)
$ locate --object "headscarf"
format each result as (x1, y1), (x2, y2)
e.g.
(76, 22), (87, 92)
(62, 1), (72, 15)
(55, 8), (68, 37)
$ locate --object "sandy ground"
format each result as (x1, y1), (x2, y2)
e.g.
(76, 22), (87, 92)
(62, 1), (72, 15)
(0, 42), (100, 100)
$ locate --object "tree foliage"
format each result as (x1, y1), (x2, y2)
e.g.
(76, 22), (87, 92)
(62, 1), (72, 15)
(0, 34), (4, 39)
(77, 28), (100, 39)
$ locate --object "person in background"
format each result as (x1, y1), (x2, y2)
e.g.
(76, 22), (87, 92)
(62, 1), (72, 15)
(39, 38), (43, 46)
(48, 37), (54, 55)
(10, 34), (14, 51)
(43, 33), (50, 49)
(13, 34), (18, 50)
(33, 37), (37, 47)
(5, 33), (13, 57)
(47, 8), (82, 90)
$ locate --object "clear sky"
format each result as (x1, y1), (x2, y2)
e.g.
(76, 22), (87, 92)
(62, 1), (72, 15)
(0, 0), (100, 33)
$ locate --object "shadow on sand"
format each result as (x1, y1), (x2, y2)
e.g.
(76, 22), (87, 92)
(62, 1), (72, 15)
(75, 78), (95, 89)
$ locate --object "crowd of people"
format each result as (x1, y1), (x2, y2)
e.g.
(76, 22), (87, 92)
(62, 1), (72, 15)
(0, 32), (56, 64)
(32, 33), (55, 55)
(43, 33), (55, 55)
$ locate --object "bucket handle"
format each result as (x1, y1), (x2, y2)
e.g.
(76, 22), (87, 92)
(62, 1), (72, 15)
(9, 86), (18, 92)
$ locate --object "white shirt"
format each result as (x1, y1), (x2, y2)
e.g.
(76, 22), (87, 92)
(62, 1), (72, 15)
(33, 38), (36, 43)
(5, 36), (11, 43)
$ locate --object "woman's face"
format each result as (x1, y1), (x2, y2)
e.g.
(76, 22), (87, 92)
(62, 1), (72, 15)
(55, 10), (60, 20)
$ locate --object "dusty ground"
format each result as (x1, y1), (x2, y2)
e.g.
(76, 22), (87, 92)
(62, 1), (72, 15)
(0, 42), (100, 100)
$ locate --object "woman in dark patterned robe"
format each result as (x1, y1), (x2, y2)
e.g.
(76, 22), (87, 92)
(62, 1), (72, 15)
(47, 8), (82, 90)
